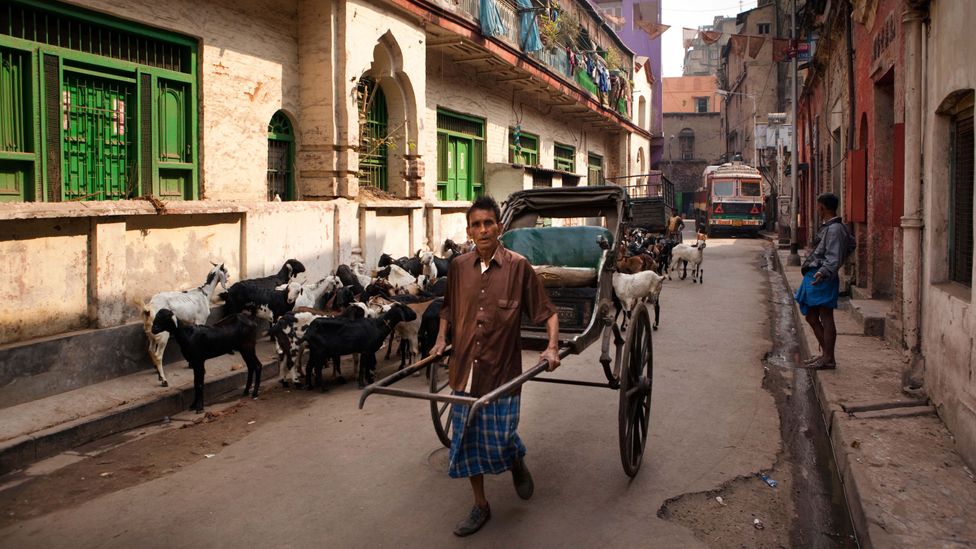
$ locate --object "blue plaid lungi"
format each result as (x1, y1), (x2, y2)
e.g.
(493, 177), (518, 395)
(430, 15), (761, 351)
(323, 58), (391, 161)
(447, 392), (526, 479)
(795, 270), (840, 315)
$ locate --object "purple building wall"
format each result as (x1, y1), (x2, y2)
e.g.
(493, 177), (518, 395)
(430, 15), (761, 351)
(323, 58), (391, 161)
(592, 0), (664, 167)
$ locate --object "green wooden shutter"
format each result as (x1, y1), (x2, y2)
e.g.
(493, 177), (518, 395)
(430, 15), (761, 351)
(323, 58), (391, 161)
(157, 79), (191, 199)
(588, 153), (603, 185)
(0, 47), (31, 201)
(436, 109), (484, 201)
(950, 112), (974, 287)
(554, 143), (575, 172)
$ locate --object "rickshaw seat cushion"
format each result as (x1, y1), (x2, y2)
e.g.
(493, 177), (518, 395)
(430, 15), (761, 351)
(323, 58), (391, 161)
(500, 226), (613, 269)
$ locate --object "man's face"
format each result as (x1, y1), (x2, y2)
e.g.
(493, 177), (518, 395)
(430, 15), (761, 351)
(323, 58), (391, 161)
(816, 202), (829, 220)
(466, 208), (501, 257)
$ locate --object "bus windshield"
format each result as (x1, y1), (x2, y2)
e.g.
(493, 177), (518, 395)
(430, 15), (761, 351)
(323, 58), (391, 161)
(740, 180), (762, 197)
(712, 181), (735, 197)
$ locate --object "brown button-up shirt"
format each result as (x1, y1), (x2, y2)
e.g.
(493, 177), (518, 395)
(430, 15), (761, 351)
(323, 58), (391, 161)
(440, 244), (556, 397)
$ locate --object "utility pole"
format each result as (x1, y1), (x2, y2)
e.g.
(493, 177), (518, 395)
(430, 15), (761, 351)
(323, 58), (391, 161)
(787, 0), (801, 265)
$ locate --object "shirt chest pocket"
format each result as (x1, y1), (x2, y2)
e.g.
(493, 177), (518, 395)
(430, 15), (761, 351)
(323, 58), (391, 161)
(493, 298), (520, 328)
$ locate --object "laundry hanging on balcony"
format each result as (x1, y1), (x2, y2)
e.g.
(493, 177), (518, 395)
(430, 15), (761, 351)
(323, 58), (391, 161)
(479, 0), (507, 39)
(517, 0), (542, 53)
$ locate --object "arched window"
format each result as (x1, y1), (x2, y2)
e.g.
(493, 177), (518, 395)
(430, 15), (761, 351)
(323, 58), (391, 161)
(679, 128), (695, 160)
(267, 111), (294, 201)
(638, 97), (647, 130)
(357, 77), (389, 191)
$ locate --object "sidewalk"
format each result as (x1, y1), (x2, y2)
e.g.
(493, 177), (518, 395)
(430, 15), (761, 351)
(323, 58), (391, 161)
(0, 342), (280, 476)
(775, 249), (976, 548)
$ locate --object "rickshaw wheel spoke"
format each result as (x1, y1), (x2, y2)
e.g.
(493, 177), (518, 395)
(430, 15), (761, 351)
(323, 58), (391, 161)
(618, 303), (654, 477)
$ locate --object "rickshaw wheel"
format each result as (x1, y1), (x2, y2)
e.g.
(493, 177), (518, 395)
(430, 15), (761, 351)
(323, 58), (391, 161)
(429, 360), (453, 448)
(618, 303), (654, 477)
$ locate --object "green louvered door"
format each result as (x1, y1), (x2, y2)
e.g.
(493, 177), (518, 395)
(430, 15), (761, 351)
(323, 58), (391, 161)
(0, 47), (31, 202)
(62, 71), (134, 200)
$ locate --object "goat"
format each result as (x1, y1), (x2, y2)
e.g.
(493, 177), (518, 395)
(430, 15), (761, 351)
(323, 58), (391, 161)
(222, 279), (301, 322)
(379, 252), (423, 277)
(419, 251), (452, 280)
(418, 298), (445, 360)
(294, 276), (342, 309)
(243, 259), (305, 291)
(672, 239), (706, 283)
(612, 270), (664, 332)
(335, 264), (366, 296)
(350, 262), (374, 288)
(615, 242), (656, 274)
(143, 263), (229, 387)
(380, 263), (419, 290)
(151, 306), (263, 412)
(426, 276), (448, 297)
(270, 304), (368, 388)
(302, 303), (418, 389)
(369, 295), (436, 370)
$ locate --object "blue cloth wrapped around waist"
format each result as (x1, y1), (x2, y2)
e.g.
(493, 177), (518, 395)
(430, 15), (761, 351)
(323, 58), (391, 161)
(795, 271), (839, 315)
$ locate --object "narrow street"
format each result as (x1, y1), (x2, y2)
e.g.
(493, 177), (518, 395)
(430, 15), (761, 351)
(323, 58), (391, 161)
(0, 228), (851, 548)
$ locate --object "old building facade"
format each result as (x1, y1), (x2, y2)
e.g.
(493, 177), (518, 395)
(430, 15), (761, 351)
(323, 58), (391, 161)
(0, 0), (655, 393)
(662, 76), (720, 114)
(795, 0), (976, 467)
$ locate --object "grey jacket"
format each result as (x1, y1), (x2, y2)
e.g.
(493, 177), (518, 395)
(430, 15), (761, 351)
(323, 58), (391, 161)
(804, 218), (848, 280)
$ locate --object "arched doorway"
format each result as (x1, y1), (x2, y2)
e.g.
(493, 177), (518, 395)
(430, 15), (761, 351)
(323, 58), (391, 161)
(357, 76), (389, 191)
(267, 111), (294, 201)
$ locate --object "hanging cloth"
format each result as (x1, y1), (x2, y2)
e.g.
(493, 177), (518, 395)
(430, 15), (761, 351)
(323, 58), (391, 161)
(517, 0), (543, 53)
(479, 0), (507, 39)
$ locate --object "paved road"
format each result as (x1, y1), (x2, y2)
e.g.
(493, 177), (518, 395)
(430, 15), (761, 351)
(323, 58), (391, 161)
(0, 232), (780, 548)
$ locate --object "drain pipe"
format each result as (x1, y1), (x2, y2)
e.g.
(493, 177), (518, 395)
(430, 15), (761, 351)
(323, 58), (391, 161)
(900, 3), (928, 389)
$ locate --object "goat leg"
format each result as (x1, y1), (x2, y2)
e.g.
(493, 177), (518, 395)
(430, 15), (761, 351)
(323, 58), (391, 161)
(653, 300), (660, 331)
(384, 331), (395, 360)
(190, 362), (205, 413)
(242, 350), (263, 398)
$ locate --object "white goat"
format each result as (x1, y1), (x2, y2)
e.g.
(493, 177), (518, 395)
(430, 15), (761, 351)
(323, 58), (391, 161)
(671, 239), (706, 284)
(419, 251), (438, 280)
(612, 270), (665, 331)
(143, 263), (229, 387)
(384, 264), (418, 289)
(293, 276), (342, 309)
(350, 261), (374, 288)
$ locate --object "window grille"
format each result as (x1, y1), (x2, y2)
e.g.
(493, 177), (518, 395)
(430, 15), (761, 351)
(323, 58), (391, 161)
(554, 143), (575, 172)
(950, 110), (974, 287)
(509, 128), (539, 166)
(357, 78), (388, 191)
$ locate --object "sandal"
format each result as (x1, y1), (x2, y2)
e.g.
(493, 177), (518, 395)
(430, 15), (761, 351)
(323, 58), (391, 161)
(802, 355), (822, 365)
(799, 357), (836, 370)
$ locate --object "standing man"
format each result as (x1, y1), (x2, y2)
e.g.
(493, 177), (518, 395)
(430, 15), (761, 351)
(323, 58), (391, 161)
(795, 193), (850, 370)
(430, 195), (561, 537)
(666, 213), (685, 242)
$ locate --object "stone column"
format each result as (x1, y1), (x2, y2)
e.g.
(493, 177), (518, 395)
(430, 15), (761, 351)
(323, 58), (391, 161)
(900, 3), (927, 388)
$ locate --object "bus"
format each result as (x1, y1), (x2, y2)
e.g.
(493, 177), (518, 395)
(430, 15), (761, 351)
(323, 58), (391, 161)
(694, 162), (765, 237)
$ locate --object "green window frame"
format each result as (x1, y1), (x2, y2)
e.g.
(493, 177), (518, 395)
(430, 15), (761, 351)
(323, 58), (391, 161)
(508, 128), (538, 166)
(554, 143), (575, 172)
(588, 152), (604, 185)
(267, 111), (295, 201)
(357, 77), (389, 191)
(0, 0), (198, 202)
(436, 109), (484, 201)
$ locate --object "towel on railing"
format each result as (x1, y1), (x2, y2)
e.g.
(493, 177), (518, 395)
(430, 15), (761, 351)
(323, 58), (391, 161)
(517, 0), (543, 53)
(480, 0), (507, 38)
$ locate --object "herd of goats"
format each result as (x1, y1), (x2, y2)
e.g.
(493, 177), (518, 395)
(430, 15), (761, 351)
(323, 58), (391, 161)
(142, 230), (708, 413)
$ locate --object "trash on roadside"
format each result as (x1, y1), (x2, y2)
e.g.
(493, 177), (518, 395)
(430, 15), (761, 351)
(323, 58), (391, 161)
(204, 454), (215, 458)
(230, 363), (243, 371)
(753, 518), (765, 530)
(99, 472), (112, 477)
(247, 420), (256, 425)
(758, 473), (778, 488)
(851, 440), (861, 449)
(162, 416), (171, 424)
(715, 496), (726, 506)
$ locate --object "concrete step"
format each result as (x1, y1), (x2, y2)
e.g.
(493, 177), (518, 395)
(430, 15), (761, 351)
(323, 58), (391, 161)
(0, 340), (279, 476)
(0, 304), (229, 409)
(848, 298), (891, 338)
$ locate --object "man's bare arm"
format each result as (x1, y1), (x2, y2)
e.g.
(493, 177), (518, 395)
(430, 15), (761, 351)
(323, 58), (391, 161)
(540, 313), (561, 371)
(431, 318), (450, 357)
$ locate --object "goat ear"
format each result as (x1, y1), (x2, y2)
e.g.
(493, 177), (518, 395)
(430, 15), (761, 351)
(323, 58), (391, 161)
(210, 261), (218, 267)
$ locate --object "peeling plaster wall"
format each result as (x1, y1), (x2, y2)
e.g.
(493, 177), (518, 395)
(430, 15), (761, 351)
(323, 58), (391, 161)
(124, 215), (242, 319)
(70, 0), (301, 201)
(0, 219), (89, 343)
(243, 203), (336, 280)
(919, 0), (976, 469)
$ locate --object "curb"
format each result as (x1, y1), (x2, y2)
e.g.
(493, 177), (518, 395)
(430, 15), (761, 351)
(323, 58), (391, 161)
(769, 247), (869, 547)
(0, 360), (278, 476)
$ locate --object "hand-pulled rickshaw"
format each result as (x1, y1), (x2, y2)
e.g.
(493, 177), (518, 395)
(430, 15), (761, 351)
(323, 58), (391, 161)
(359, 186), (654, 477)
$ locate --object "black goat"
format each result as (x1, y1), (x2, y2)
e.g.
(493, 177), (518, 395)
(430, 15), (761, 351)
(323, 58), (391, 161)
(334, 264), (365, 295)
(426, 276), (448, 297)
(302, 303), (418, 389)
(219, 258), (304, 317)
(221, 281), (300, 322)
(151, 307), (263, 412)
(378, 253), (422, 277)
